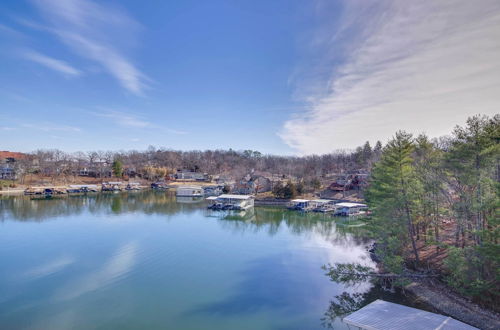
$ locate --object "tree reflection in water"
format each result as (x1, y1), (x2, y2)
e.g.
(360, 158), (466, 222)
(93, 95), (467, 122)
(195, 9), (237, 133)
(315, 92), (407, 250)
(2, 190), (392, 329)
(321, 283), (430, 328)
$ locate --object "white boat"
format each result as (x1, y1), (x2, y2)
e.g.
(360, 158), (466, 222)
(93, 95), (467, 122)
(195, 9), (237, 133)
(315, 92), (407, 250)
(176, 186), (204, 197)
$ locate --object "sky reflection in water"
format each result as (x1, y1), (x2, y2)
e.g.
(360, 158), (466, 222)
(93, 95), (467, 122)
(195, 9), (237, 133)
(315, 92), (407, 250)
(0, 191), (374, 330)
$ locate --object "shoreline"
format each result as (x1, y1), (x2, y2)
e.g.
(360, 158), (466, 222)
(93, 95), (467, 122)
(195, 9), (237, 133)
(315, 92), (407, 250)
(405, 280), (500, 329)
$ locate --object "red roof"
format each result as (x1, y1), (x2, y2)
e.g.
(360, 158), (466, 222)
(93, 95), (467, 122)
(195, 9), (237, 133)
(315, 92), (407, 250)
(0, 151), (27, 159)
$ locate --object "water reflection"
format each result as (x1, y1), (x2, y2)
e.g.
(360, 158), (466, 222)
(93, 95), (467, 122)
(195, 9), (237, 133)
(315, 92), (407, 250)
(0, 192), (369, 244)
(0, 191), (204, 221)
(0, 191), (378, 329)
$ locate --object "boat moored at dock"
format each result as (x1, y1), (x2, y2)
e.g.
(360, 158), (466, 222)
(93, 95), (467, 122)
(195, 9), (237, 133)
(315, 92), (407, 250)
(67, 184), (99, 194)
(102, 182), (124, 192)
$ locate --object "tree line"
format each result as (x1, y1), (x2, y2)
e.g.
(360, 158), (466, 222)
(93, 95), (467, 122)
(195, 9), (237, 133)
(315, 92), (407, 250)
(10, 142), (383, 184)
(364, 114), (499, 308)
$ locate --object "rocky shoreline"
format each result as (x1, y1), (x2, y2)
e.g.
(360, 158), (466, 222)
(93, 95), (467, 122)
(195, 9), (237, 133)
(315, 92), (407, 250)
(405, 280), (500, 329)
(368, 243), (499, 329)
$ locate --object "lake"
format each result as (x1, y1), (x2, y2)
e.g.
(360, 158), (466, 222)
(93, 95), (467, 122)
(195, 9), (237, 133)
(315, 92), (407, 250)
(0, 191), (385, 329)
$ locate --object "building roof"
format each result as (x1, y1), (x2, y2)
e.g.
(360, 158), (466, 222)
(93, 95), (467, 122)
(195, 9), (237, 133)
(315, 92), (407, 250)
(218, 194), (253, 200)
(0, 151), (27, 159)
(336, 202), (367, 208)
(343, 300), (478, 330)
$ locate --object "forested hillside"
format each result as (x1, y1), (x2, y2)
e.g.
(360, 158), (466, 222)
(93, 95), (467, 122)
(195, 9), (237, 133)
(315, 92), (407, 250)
(365, 114), (499, 309)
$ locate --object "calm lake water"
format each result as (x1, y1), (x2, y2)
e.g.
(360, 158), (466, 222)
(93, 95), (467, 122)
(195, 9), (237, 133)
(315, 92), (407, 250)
(1, 191), (387, 329)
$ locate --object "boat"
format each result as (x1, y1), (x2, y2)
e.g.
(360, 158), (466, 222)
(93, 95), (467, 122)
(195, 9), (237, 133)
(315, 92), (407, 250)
(67, 185), (99, 194)
(102, 182), (124, 192)
(151, 182), (169, 190)
(125, 182), (142, 191)
(176, 186), (203, 197)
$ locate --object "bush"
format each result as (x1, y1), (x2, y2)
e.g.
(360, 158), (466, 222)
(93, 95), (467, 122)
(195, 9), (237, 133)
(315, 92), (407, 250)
(273, 181), (297, 199)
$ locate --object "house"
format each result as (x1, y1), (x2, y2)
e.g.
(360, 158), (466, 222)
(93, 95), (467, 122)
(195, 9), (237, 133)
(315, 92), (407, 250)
(233, 175), (272, 194)
(329, 174), (353, 191)
(0, 167), (16, 180)
(0, 151), (27, 180)
(175, 170), (210, 181)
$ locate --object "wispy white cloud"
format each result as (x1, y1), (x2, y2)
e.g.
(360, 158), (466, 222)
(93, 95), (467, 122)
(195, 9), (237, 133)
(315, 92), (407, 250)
(92, 108), (188, 134)
(21, 123), (82, 132)
(92, 109), (152, 128)
(29, 0), (148, 95)
(23, 51), (81, 77)
(281, 0), (500, 154)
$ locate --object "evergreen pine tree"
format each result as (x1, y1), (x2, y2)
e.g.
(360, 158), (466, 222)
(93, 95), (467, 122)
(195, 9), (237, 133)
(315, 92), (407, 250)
(366, 131), (422, 269)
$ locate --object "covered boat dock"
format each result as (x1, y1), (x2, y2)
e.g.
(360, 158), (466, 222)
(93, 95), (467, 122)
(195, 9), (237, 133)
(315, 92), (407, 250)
(343, 300), (478, 330)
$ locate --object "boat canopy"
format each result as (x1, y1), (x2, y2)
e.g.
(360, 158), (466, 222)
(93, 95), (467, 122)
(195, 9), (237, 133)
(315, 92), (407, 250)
(291, 199), (309, 203)
(311, 199), (332, 204)
(335, 202), (367, 208)
(218, 194), (253, 200)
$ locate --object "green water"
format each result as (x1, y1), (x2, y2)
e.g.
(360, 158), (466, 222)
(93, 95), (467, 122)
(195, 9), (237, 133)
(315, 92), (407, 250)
(0, 191), (380, 329)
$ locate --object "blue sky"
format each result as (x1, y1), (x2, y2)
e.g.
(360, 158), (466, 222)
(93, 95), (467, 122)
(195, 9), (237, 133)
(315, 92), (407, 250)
(1, 0), (499, 155)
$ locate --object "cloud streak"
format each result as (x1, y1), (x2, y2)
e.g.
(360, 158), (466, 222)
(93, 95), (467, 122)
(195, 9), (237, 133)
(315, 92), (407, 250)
(21, 123), (82, 132)
(92, 108), (188, 134)
(94, 109), (152, 128)
(23, 51), (81, 77)
(30, 0), (148, 95)
(281, 0), (500, 154)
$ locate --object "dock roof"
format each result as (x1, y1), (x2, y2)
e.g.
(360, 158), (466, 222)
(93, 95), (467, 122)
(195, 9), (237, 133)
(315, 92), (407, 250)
(335, 202), (367, 208)
(343, 300), (478, 330)
(291, 199), (310, 203)
(311, 199), (333, 203)
(218, 194), (253, 200)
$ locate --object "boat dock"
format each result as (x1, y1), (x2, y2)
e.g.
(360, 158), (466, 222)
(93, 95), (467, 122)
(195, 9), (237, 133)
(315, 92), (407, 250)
(343, 300), (478, 330)
(207, 194), (254, 211)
